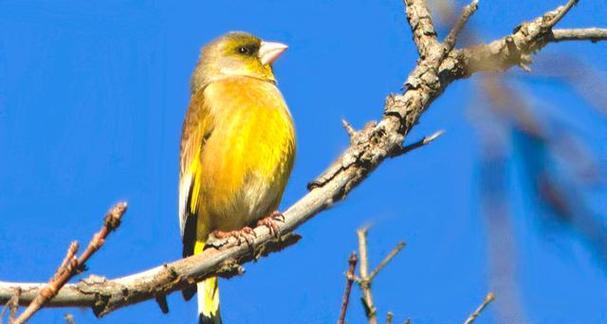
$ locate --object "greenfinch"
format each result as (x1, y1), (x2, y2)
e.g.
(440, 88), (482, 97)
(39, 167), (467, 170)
(179, 32), (295, 324)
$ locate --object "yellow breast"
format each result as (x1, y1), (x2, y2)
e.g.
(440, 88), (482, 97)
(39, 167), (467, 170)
(197, 77), (295, 231)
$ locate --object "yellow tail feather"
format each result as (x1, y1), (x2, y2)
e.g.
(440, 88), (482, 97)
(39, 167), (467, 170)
(195, 241), (221, 324)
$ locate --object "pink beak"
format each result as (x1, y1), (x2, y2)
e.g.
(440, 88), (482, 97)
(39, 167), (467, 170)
(258, 41), (288, 65)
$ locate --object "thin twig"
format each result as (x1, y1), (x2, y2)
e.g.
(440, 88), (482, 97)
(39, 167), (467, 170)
(54, 242), (79, 281)
(357, 227), (377, 324)
(337, 252), (358, 324)
(394, 130), (445, 156)
(8, 288), (20, 323)
(0, 288), (20, 324)
(551, 28), (607, 42)
(12, 202), (127, 324)
(443, 0), (479, 53)
(369, 242), (406, 282)
(464, 292), (495, 324)
(544, 0), (578, 28)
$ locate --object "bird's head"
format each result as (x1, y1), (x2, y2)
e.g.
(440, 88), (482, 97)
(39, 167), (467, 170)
(191, 32), (288, 93)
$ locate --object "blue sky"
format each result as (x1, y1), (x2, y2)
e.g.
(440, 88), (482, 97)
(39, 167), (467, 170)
(0, 0), (606, 323)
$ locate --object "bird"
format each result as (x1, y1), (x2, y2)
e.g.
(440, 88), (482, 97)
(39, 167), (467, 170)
(178, 32), (296, 324)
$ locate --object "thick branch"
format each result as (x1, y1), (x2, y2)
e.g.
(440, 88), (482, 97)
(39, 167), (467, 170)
(404, 0), (440, 58)
(0, 0), (603, 317)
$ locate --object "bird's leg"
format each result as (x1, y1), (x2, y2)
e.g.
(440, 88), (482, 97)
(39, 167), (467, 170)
(212, 226), (256, 247)
(257, 210), (285, 238)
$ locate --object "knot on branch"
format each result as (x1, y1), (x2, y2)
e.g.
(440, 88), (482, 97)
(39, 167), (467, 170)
(216, 258), (246, 278)
(384, 94), (409, 122)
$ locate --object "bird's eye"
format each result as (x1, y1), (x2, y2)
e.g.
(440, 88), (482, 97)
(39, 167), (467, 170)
(238, 46), (250, 54)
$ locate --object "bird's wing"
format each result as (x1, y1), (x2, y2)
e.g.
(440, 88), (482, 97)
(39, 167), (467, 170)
(179, 89), (215, 257)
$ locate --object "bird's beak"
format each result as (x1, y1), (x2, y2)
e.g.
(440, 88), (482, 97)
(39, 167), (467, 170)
(258, 41), (288, 65)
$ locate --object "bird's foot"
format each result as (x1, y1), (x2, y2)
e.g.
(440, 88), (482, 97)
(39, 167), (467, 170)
(257, 211), (285, 238)
(211, 226), (256, 247)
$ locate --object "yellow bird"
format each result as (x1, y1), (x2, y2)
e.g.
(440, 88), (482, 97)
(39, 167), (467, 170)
(178, 32), (296, 324)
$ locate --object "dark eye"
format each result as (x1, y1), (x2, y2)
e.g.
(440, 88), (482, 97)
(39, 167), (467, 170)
(238, 46), (250, 54)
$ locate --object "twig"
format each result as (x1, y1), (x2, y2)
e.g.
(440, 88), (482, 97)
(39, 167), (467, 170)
(369, 242), (406, 282)
(356, 227), (377, 324)
(393, 130), (445, 156)
(0, 288), (20, 324)
(551, 28), (607, 42)
(337, 252), (358, 324)
(8, 289), (20, 323)
(443, 0), (479, 53)
(464, 292), (495, 324)
(54, 242), (80, 281)
(12, 202), (127, 324)
(77, 202), (126, 266)
(353, 227), (406, 324)
(544, 0), (578, 28)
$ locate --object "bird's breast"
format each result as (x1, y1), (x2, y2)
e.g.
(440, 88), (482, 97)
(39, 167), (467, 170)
(199, 77), (295, 230)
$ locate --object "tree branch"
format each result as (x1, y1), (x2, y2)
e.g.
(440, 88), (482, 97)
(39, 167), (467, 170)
(404, 0), (440, 58)
(12, 202), (126, 324)
(391, 130), (444, 157)
(0, 0), (604, 318)
(368, 242), (406, 282)
(442, 0), (479, 53)
(551, 28), (607, 42)
(357, 227), (378, 324)
(544, 0), (578, 28)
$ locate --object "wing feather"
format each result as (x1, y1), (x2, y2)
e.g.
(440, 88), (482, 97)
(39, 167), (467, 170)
(179, 89), (214, 257)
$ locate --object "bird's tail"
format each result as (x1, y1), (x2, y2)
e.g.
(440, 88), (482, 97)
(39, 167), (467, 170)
(195, 241), (221, 324)
(198, 277), (221, 324)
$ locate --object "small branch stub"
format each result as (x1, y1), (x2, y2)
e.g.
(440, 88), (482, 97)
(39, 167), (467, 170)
(342, 119), (358, 140)
(394, 130), (445, 156)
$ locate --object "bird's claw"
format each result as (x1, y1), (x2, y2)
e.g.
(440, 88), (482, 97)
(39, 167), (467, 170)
(257, 211), (285, 238)
(212, 227), (256, 247)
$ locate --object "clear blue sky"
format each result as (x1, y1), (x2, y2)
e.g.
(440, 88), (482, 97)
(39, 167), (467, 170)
(1, 1), (606, 323)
